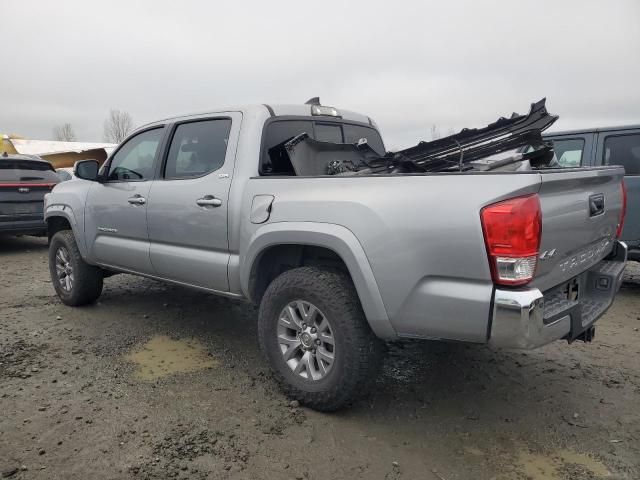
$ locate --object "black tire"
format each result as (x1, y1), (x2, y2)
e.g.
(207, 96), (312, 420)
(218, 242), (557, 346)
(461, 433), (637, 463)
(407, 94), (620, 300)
(258, 266), (384, 411)
(49, 230), (103, 306)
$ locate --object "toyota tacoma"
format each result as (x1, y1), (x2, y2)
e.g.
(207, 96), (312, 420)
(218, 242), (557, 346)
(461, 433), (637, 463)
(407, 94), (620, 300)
(44, 99), (628, 410)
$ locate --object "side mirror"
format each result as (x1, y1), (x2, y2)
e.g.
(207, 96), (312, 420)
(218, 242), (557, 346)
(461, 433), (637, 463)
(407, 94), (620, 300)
(74, 159), (100, 181)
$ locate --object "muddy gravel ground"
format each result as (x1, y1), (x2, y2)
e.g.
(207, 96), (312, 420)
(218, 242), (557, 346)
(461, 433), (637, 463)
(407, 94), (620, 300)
(1, 236), (639, 480)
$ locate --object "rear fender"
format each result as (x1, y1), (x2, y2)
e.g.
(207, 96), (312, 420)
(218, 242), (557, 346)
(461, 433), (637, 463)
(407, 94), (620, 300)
(241, 222), (395, 339)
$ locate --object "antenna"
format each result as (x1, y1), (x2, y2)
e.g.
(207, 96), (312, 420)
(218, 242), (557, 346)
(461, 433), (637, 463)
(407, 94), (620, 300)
(304, 97), (321, 106)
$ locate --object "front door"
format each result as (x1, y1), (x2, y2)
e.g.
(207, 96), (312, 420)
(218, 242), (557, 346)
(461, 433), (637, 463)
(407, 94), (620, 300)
(85, 127), (165, 274)
(146, 113), (241, 291)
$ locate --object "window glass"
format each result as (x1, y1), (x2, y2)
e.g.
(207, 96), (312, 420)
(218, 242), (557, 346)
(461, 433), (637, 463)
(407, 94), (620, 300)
(550, 138), (584, 167)
(164, 119), (232, 179)
(315, 123), (343, 143)
(343, 124), (385, 155)
(0, 159), (58, 182)
(108, 128), (163, 181)
(260, 120), (386, 175)
(261, 120), (313, 175)
(604, 133), (640, 175)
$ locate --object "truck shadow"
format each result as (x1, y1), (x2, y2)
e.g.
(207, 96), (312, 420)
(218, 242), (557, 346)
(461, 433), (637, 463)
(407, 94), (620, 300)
(0, 235), (48, 255)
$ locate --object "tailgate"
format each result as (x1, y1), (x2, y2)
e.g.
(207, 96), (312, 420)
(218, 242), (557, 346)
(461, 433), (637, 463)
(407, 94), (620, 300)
(0, 183), (54, 219)
(532, 166), (625, 292)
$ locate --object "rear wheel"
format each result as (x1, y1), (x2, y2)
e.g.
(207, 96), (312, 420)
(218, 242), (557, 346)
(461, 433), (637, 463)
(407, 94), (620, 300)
(49, 230), (103, 306)
(258, 266), (384, 411)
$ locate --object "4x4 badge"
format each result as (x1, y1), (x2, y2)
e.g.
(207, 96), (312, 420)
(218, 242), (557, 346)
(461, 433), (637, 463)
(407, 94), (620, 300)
(18, 187), (30, 193)
(539, 249), (557, 260)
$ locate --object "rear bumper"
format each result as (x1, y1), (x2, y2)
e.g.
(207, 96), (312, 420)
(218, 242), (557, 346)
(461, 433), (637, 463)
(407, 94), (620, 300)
(489, 241), (627, 349)
(0, 218), (47, 236)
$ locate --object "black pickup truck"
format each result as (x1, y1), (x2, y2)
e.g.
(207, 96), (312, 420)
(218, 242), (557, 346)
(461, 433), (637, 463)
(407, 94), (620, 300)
(545, 126), (638, 261)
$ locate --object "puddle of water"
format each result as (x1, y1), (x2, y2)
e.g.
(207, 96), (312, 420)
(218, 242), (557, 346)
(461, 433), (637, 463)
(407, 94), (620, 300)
(518, 449), (610, 479)
(125, 335), (216, 380)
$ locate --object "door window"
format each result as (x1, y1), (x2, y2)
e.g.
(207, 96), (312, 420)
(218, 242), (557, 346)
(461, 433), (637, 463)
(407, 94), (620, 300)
(549, 138), (584, 167)
(603, 133), (640, 175)
(164, 119), (232, 179)
(107, 128), (163, 181)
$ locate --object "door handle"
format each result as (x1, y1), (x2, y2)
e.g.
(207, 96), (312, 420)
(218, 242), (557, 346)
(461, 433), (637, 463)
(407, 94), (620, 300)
(127, 195), (146, 205)
(196, 195), (222, 207)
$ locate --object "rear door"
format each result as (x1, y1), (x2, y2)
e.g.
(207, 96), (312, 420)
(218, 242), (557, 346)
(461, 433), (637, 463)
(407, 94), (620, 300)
(594, 128), (640, 247)
(146, 113), (241, 291)
(85, 127), (165, 274)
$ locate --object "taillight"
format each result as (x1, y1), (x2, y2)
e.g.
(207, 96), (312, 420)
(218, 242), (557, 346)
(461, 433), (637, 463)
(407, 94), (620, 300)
(481, 194), (542, 286)
(616, 180), (627, 239)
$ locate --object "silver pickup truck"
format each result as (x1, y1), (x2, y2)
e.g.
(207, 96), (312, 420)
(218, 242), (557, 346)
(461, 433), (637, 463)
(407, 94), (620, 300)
(44, 100), (628, 410)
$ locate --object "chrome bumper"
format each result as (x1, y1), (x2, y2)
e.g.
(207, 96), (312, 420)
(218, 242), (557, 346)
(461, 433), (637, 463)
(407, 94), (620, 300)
(489, 241), (627, 349)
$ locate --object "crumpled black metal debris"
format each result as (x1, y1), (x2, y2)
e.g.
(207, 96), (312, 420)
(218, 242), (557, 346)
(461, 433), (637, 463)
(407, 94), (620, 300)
(284, 98), (559, 176)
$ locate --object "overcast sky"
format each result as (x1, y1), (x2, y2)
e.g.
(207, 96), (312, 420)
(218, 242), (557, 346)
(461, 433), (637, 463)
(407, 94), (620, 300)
(1, 0), (639, 149)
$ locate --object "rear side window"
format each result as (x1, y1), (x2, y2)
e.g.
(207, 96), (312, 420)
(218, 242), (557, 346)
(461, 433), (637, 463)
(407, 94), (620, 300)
(164, 119), (232, 179)
(604, 133), (640, 175)
(549, 138), (584, 167)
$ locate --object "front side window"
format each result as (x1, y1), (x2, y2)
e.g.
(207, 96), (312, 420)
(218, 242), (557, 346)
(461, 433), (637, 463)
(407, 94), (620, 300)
(604, 133), (640, 175)
(107, 128), (163, 181)
(164, 119), (232, 179)
(550, 138), (584, 167)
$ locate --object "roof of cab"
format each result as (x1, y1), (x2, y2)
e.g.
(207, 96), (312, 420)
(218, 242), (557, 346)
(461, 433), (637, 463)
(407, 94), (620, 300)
(137, 103), (373, 131)
(545, 124), (640, 137)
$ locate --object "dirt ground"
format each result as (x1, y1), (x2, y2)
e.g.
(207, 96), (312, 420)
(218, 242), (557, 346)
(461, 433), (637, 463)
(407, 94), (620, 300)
(1, 235), (639, 480)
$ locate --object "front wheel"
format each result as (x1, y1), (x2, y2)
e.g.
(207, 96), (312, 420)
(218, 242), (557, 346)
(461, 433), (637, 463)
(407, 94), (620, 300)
(258, 266), (384, 411)
(49, 230), (103, 306)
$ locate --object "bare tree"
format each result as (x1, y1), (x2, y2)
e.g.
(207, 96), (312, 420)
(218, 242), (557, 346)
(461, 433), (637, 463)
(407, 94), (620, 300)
(53, 123), (76, 142)
(103, 109), (134, 143)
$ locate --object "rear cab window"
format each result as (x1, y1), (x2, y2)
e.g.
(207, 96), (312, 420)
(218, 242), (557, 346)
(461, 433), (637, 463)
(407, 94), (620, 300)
(260, 119), (385, 175)
(603, 133), (640, 175)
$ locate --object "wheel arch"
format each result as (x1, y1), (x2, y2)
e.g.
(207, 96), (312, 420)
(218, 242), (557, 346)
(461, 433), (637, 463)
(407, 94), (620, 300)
(241, 222), (395, 339)
(45, 208), (88, 259)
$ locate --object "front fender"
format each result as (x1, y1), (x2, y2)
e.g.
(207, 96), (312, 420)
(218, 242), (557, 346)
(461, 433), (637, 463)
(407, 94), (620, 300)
(240, 222), (395, 339)
(44, 205), (88, 259)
